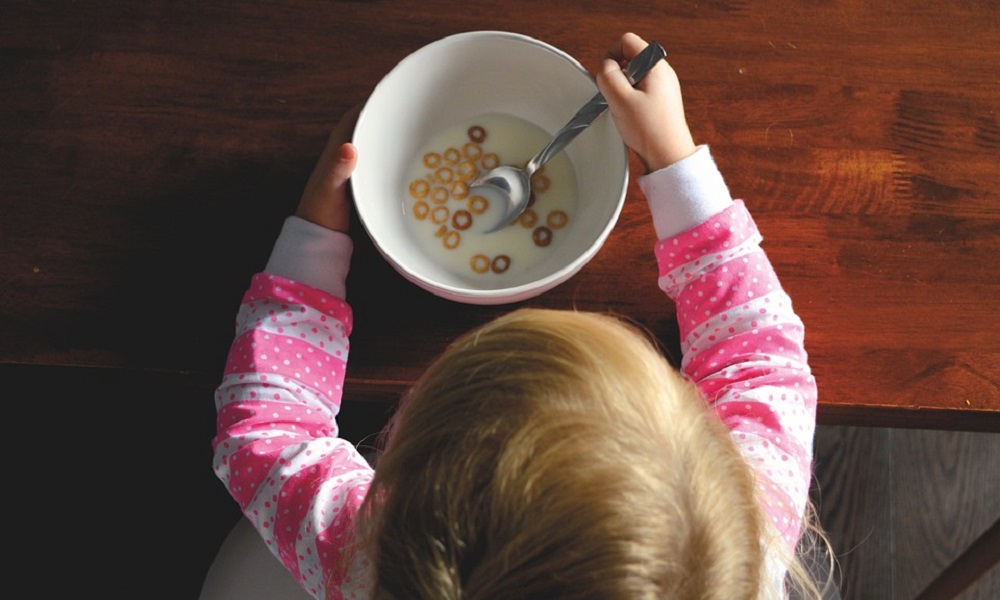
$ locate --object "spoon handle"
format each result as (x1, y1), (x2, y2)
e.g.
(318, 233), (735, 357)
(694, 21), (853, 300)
(526, 41), (667, 173)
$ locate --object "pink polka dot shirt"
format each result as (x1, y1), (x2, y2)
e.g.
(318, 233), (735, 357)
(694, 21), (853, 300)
(212, 146), (817, 599)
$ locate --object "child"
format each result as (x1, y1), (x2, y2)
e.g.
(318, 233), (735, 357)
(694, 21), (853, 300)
(211, 32), (834, 600)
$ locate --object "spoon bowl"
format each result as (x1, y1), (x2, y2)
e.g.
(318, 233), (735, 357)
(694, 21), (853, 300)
(471, 41), (667, 233)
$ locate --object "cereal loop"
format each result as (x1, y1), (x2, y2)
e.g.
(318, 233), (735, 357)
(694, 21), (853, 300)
(430, 186), (449, 204)
(531, 173), (550, 193)
(491, 255), (511, 274)
(435, 167), (454, 184)
(470, 254), (490, 274)
(442, 230), (461, 250)
(532, 226), (553, 247)
(423, 152), (441, 168)
(431, 205), (450, 224)
(451, 209), (473, 230)
(546, 210), (568, 230)
(434, 225), (448, 237)
(412, 200), (430, 220)
(443, 147), (461, 165)
(409, 179), (430, 199)
(518, 208), (538, 228)
(456, 161), (478, 181)
(468, 195), (489, 215)
(481, 153), (500, 169)
(450, 180), (469, 200)
(468, 125), (487, 143)
(462, 142), (483, 161)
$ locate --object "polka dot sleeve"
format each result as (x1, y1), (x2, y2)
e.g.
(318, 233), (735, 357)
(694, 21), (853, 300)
(212, 273), (373, 600)
(653, 201), (818, 555)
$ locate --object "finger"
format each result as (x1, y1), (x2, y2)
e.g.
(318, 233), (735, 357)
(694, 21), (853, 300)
(296, 141), (357, 231)
(620, 32), (649, 60)
(595, 56), (635, 101)
(312, 104), (363, 179)
(604, 32), (649, 65)
(311, 142), (357, 200)
(330, 142), (358, 188)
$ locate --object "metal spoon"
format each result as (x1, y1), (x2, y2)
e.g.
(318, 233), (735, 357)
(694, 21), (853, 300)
(470, 41), (667, 233)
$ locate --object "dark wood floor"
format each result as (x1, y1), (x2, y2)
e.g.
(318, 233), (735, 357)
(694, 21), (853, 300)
(9, 363), (997, 598)
(813, 425), (1000, 599)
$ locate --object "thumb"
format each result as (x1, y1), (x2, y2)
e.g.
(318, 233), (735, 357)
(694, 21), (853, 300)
(329, 142), (358, 190)
(295, 142), (359, 231)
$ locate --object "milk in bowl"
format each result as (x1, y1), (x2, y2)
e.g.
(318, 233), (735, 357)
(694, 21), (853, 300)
(401, 113), (578, 286)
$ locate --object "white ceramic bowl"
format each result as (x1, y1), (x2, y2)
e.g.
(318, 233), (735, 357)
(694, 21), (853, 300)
(352, 31), (628, 304)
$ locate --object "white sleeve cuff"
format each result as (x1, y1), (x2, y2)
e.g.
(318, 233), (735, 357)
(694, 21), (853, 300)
(637, 145), (734, 239)
(264, 216), (353, 299)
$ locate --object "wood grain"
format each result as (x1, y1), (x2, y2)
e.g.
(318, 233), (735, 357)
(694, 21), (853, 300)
(813, 425), (895, 599)
(813, 425), (1000, 599)
(2, 0), (998, 430)
(893, 429), (1000, 599)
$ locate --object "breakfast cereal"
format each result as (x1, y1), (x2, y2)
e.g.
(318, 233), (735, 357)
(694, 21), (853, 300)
(403, 113), (577, 280)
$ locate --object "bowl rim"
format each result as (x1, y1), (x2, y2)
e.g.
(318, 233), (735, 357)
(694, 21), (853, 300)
(351, 30), (629, 304)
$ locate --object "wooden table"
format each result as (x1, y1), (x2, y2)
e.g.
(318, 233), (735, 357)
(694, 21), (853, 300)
(2, 1), (997, 596)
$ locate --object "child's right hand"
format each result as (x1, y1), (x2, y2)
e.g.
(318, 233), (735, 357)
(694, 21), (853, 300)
(595, 32), (697, 173)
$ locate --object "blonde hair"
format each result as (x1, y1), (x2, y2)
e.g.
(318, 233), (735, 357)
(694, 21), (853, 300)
(354, 308), (832, 599)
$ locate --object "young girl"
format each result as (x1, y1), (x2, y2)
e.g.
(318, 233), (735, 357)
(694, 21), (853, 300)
(211, 32), (834, 599)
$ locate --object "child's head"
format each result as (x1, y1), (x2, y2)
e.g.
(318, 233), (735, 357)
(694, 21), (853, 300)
(359, 308), (772, 599)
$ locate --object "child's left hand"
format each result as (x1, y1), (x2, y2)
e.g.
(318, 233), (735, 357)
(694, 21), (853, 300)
(295, 104), (362, 233)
